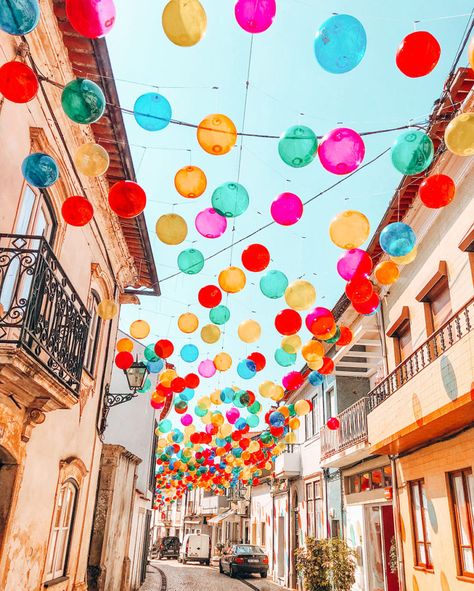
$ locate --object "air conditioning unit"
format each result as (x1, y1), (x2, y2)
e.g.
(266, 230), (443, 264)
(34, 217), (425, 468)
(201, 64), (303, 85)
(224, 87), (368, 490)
(237, 501), (247, 516)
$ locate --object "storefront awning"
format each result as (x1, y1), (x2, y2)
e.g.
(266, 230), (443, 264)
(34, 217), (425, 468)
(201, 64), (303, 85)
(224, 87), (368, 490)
(208, 509), (237, 525)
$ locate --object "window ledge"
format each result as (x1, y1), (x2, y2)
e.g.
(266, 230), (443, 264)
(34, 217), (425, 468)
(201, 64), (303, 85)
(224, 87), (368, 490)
(43, 576), (69, 588)
(457, 575), (474, 583)
(303, 434), (320, 446)
(413, 566), (434, 574)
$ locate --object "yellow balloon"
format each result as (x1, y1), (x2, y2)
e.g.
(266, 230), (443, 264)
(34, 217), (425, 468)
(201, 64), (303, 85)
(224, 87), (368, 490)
(284, 280), (316, 311)
(294, 399), (311, 416)
(116, 337), (134, 352)
(211, 412), (224, 426)
(238, 319), (261, 343)
(301, 340), (324, 362)
(201, 323), (221, 344)
(178, 312), (199, 333)
(156, 213), (188, 245)
(220, 423), (232, 437)
(248, 440), (260, 453)
(214, 352), (232, 371)
(74, 142), (109, 177)
(281, 334), (302, 354)
(444, 112), (474, 157)
(391, 245), (417, 265)
(285, 431), (297, 444)
(162, 0), (207, 47)
(329, 210), (370, 249)
(218, 266), (246, 293)
(270, 384), (285, 401)
(307, 358), (324, 371)
(97, 299), (118, 320)
(272, 446), (282, 457)
(259, 380), (274, 398)
(198, 396), (211, 409)
(159, 369), (177, 387)
(289, 417), (301, 430)
(201, 411), (211, 424)
(210, 390), (222, 405)
(130, 319), (150, 339)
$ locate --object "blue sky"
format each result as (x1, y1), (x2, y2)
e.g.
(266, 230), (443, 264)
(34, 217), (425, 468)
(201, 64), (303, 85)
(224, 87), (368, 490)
(107, 0), (473, 418)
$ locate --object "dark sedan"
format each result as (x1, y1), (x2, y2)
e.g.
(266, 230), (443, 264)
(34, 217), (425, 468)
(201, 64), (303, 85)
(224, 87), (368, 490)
(219, 544), (268, 578)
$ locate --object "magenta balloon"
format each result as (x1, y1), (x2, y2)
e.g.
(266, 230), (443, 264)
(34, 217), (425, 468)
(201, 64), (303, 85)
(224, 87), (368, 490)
(66, 0), (116, 38)
(181, 414), (193, 426)
(226, 407), (240, 424)
(336, 249), (373, 281)
(270, 192), (303, 226)
(305, 307), (333, 332)
(318, 128), (365, 175)
(198, 358), (216, 378)
(195, 207), (227, 238)
(234, 0), (276, 33)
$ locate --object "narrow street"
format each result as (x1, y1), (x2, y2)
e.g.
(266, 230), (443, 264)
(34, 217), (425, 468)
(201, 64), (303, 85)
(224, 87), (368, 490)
(141, 560), (286, 591)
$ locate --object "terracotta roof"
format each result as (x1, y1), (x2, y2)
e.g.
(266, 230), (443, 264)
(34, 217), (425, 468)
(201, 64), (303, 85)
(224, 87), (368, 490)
(53, 1), (160, 296)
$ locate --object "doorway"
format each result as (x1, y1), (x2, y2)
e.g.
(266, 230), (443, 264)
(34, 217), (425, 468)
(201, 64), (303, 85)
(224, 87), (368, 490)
(277, 516), (285, 579)
(365, 505), (398, 591)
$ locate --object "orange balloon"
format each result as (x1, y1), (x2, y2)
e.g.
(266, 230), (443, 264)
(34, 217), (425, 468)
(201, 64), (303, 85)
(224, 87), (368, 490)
(301, 340), (324, 362)
(374, 260), (400, 285)
(174, 166), (207, 198)
(218, 266), (246, 293)
(116, 337), (133, 352)
(197, 114), (237, 155)
(316, 322), (337, 341)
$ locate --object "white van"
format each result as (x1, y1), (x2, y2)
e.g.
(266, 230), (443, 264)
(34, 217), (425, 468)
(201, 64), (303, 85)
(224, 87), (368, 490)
(178, 533), (211, 565)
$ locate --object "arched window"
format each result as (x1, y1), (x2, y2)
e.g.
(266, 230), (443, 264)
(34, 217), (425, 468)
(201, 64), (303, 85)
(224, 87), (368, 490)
(44, 479), (78, 582)
(15, 185), (57, 244)
(84, 291), (102, 375)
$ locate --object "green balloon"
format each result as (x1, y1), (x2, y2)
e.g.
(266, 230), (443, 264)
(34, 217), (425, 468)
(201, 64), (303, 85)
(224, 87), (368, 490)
(209, 305), (230, 325)
(261, 431), (273, 444)
(260, 270), (288, 299)
(211, 182), (249, 218)
(144, 343), (159, 361)
(246, 414), (260, 428)
(158, 419), (172, 433)
(61, 79), (105, 125)
(274, 348), (296, 367)
(195, 406), (208, 417)
(391, 131), (434, 175)
(248, 401), (262, 414)
(278, 125), (318, 168)
(325, 326), (341, 344)
(178, 248), (204, 274)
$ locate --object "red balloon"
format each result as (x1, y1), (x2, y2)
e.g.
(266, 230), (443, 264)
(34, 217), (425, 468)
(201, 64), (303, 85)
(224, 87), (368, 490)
(115, 351), (133, 369)
(156, 383), (172, 397)
(154, 339), (174, 359)
(241, 243), (270, 272)
(352, 292), (380, 315)
(247, 352), (266, 371)
(345, 276), (374, 304)
(274, 309), (302, 335)
(419, 174), (455, 208)
(171, 377), (186, 393)
(336, 326), (353, 347)
(305, 307), (334, 337)
(396, 31), (441, 78)
(246, 390), (256, 405)
(185, 373), (200, 389)
(61, 196), (94, 226)
(318, 357), (334, 375)
(66, 0), (116, 38)
(109, 181), (146, 218)
(0, 61), (38, 103)
(150, 399), (164, 409)
(327, 417), (340, 430)
(198, 284), (222, 308)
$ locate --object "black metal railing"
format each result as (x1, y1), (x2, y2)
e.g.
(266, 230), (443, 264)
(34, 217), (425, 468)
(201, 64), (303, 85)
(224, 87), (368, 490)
(320, 397), (369, 459)
(0, 234), (90, 394)
(368, 297), (474, 411)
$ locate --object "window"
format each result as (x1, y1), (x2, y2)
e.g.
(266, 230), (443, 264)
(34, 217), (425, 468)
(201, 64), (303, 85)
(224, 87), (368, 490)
(409, 479), (432, 569)
(261, 521), (266, 546)
(395, 321), (412, 364)
(449, 468), (474, 577)
(44, 480), (77, 582)
(84, 291), (102, 375)
(325, 386), (336, 422)
(305, 394), (320, 439)
(346, 466), (392, 494)
(428, 279), (452, 331)
(15, 186), (57, 243)
(306, 479), (323, 538)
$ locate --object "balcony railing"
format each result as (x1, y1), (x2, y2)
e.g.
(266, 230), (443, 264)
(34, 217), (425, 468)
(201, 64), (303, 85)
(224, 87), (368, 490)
(0, 234), (90, 394)
(320, 397), (369, 460)
(368, 297), (473, 411)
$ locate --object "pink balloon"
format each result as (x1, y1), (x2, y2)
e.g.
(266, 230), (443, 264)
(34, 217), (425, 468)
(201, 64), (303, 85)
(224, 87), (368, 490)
(318, 128), (365, 175)
(195, 207), (227, 238)
(234, 0), (276, 33)
(282, 371), (304, 391)
(66, 0), (116, 38)
(198, 358), (216, 378)
(336, 249), (373, 281)
(226, 407), (240, 424)
(181, 414), (193, 426)
(270, 192), (303, 226)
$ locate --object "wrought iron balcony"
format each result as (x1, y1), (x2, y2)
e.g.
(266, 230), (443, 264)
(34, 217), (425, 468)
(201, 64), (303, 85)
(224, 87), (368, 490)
(368, 297), (473, 411)
(0, 234), (90, 395)
(320, 398), (369, 462)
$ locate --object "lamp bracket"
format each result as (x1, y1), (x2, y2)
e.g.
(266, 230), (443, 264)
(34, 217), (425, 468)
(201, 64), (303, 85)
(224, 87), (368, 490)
(98, 384), (137, 437)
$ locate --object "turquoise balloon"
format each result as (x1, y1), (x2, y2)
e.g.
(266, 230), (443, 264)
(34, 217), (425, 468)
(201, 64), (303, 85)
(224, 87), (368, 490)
(179, 388), (195, 401)
(246, 414), (260, 428)
(248, 401), (262, 414)
(21, 153), (59, 188)
(209, 305), (230, 325)
(237, 359), (257, 380)
(278, 125), (318, 168)
(195, 405), (208, 417)
(0, 0), (40, 35)
(314, 14), (367, 74)
(177, 248), (205, 274)
(62, 79), (105, 124)
(158, 418), (172, 433)
(274, 348), (296, 367)
(147, 358), (164, 373)
(181, 343), (199, 362)
(134, 93), (172, 131)
(220, 387), (235, 403)
(211, 182), (249, 218)
(144, 344), (159, 361)
(260, 270), (289, 299)
(391, 131), (434, 175)
(379, 222), (416, 257)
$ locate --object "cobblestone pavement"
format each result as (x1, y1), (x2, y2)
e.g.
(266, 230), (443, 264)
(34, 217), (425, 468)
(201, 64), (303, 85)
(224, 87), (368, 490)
(140, 559), (290, 591)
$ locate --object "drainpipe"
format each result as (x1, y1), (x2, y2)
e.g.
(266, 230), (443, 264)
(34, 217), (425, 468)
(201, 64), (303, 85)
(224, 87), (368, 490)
(287, 484), (292, 589)
(272, 484), (275, 580)
(390, 455), (406, 591)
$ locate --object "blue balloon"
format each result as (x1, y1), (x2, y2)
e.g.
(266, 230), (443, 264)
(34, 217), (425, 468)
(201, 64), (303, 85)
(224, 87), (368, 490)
(237, 359), (257, 380)
(379, 222), (416, 257)
(147, 358), (164, 373)
(274, 348), (296, 367)
(21, 153), (59, 188)
(308, 371), (324, 386)
(220, 387), (235, 403)
(314, 14), (367, 74)
(134, 93), (172, 131)
(0, 0), (40, 35)
(179, 388), (195, 401)
(235, 418), (248, 430)
(180, 343), (199, 363)
(269, 411), (285, 428)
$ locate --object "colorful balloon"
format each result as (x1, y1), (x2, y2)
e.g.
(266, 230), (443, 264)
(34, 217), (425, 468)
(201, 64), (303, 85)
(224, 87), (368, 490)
(396, 31), (440, 78)
(391, 245), (418, 265)
(130, 319), (150, 339)
(336, 326), (353, 346)
(181, 344), (199, 362)
(61, 79), (105, 124)
(274, 309), (302, 335)
(109, 181), (146, 218)
(391, 131), (434, 175)
(0, 0), (40, 35)
(198, 285), (222, 308)
(237, 359), (257, 379)
(66, 0), (116, 38)
(248, 351), (266, 371)
(374, 261), (400, 285)
(156, 213), (188, 245)
(282, 371), (304, 391)
(281, 334), (302, 354)
(318, 128), (365, 174)
(155, 339), (174, 358)
(444, 112), (474, 157)
(195, 207), (227, 238)
(379, 222), (416, 257)
(178, 249), (205, 274)
(197, 114), (237, 155)
(329, 210), (370, 250)
(418, 174), (455, 208)
(134, 93), (172, 131)
(201, 324), (221, 344)
(218, 266), (246, 293)
(314, 14), (367, 74)
(327, 417), (340, 430)
(238, 319), (261, 343)
(234, 0), (276, 33)
(284, 280), (316, 311)
(178, 312), (199, 333)
(308, 371), (324, 386)
(352, 292), (380, 315)
(209, 305), (230, 325)
(74, 143), (109, 177)
(174, 165), (207, 198)
(97, 299), (118, 320)
(318, 357), (335, 375)
(278, 125), (318, 168)
(337, 248), (373, 281)
(22, 153), (59, 188)
(345, 276), (374, 304)
(115, 351), (133, 370)
(214, 352), (232, 371)
(294, 399), (311, 416)
(0, 61), (38, 103)
(260, 270), (288, 299)
(198, 358), (216, 378)
(162, 0), (207, 47)
(274, 347), (296, 367)
(117, 337), (134, 352)
(61, 196), (94, 227)
(271, 192), (303, 226)
(211, 182), (249, 218)
(241, 243), (270, 272)
(301, 340), (324, 363)
(306, 307), (335, 338)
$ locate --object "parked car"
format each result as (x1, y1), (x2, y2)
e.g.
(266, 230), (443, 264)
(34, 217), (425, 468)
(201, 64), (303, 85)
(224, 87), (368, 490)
(219, 544), (268, 578)
(178, 533), (211, 565)
(158, 536), (181, 559)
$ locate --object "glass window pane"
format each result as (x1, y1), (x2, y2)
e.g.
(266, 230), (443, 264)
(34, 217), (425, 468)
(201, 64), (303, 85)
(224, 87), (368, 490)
(314, 480), (321, 499)
(467, 473), (474, 527)
(372, 469), (383, 489)
(353, 475), (360, 494)
(462, 547), (474, 574)
(361, 473), (370, 492)
(45, 530), (58, 576)
(15, 186), (36, 234)
(417, 542), (426, 565)
(384, 466), (393, 487)
(421, 486), (431, 542)
(426, 543), (432, 566)
(54, 529), (67, 576)
(411, 483), (423, 543)
(453, 475), (471, 545)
